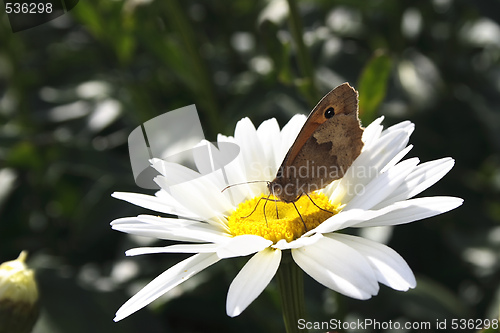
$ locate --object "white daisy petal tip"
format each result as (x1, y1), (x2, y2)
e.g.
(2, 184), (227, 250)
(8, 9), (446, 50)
(227, 305), (243, 318)
(329, 234), (417, 292)
(113, 253), (220, 321)
(455, 197), (464, 207)
(226, 248), (281, 317)
(292, 236), (380, 300)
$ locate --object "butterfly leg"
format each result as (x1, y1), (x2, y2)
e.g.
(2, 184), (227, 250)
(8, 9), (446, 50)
(262, 194), (269, 226)
(274, 197), (279, 219)
(303, 191), (334, 214)
(262, 195), (281, 227)
(292, 201), (308, 232)
(241, 195), (267, 219)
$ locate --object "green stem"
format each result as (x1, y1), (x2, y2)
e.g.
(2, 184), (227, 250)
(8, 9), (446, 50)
(276, 251), (308, 333)
(164, 0), (221, 134)
(286, 0), (318, 106)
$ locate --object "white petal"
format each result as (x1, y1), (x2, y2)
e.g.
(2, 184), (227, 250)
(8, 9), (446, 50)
(218, 118), (283, 203)
(355, 196), (464, 227)
(220, 118), (275, 200)
(191, 140), (243, 192)
(234, 117), (270, 182)
(368, 126), (413, 169)
(316, 196), (463, 232)
(216, 134), (252, 192)
(405, 158), (455, 198)
(278, 114), (306, 163)
(114, 253), (219, 322)
(156, 173), (231, 226)
(344, 158), (419, 210)
(380, 145), (413, 173)
(256, 118), (282, 173)
(359, 226), (393, 244)
(280, 114), (306, 143)
(111, 215), (229, 243)
(153, 152), (230, 197)
(306, 208), (389, 235)
(292, 236), (379, 299)
(329, 234), (416, 291)
(226, 248), (281, 317)
(273, 232), (324, 250)
(112, 192), (193, 218)
(151, 154), (231, 196)
(151, 159), (201, 184)
(155, 190), (198, 218)
(210, 143), (266, 204)
(362, 126), (413, 174)
(383, 120), (415, 136)
(125, 243), (219, 256)
(217, 235), (273, 259)
(361, 116), (384, 147)
(331, 129), (414, 205)
(373, 157), (455, 208)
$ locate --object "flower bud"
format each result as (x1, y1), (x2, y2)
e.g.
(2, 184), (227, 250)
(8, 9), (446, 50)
(0, 251), (39, 333)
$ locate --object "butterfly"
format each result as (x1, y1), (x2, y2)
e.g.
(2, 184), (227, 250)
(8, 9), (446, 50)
(268, 82), (364, 203)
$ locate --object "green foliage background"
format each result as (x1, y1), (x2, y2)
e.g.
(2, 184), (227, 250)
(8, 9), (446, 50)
(1, 0), (500, 332)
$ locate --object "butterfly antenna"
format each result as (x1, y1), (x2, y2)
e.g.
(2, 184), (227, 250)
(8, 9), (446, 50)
(221, 180), (269, 193)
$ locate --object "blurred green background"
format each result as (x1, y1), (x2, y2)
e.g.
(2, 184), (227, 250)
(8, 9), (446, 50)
(1, 0), (500, 332)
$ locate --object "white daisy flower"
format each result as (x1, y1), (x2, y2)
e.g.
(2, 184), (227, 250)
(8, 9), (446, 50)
(111, 115), (463, 322)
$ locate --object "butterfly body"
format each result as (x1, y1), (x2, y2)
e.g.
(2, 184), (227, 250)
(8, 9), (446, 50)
(268, 83), (364, 203)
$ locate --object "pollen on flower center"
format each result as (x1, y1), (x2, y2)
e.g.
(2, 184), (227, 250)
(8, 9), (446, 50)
(228, 192), (341, 243)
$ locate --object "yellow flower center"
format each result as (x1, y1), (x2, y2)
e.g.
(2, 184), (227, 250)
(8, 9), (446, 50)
(228, 192), (341, 243)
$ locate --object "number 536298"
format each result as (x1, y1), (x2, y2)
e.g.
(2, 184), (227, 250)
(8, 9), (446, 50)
(5, 2), (53, 14)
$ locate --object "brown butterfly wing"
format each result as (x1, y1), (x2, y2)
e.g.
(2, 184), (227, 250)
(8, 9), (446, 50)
(269, 83), (364, 202)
